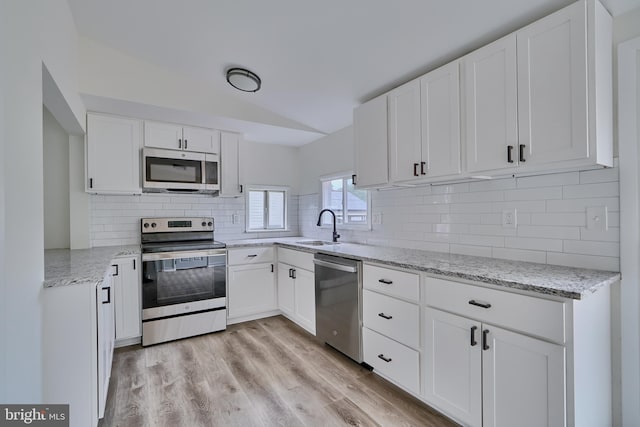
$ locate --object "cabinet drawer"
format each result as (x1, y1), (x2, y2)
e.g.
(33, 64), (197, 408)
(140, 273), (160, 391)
(425, 276), (566, 343)
(363, 328), (420, 395)
(363, 290), (419, 348)
(278, 247), (314, 271)
(228, 247), (274, 265)
(363, 264), (419, 302)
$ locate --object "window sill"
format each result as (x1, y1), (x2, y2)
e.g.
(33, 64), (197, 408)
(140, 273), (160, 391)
(319, 225), (371, 231)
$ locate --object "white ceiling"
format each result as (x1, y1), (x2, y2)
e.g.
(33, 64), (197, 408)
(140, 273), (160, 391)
(68, 0), (639, 145)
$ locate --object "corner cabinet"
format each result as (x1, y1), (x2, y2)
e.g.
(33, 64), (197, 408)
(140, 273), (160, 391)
(353, 95), (389, 188)
(86, 113), (142, 194)
(277, 247), (316, 335)
(227, 247), (277, 323)
(43, 265), (116, 427)
(144, 121), (220, 154)
(219, 131), (243, 197)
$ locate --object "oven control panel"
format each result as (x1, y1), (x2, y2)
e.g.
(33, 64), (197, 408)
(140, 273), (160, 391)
(141, 217), (214, 233)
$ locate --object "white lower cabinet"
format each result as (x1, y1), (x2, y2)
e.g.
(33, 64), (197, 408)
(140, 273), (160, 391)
(227, 247), (277, 324)
(228, 263), (276, 321)
(43, 265), (116, 427)
(276, 248), (316, 335)
(424, 308), (565, 427)
(112, 256), (141, 345)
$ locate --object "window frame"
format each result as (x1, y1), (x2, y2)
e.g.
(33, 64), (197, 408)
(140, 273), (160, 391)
(319, 172), (371, 231)
(245, 185), (289, 232)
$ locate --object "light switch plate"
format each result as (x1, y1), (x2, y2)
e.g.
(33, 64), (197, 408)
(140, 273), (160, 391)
(502, 209), (517, 228)
(587, 206), (608, 231)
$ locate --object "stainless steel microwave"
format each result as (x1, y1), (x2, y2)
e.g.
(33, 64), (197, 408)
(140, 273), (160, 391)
(142, 148), (220, 194)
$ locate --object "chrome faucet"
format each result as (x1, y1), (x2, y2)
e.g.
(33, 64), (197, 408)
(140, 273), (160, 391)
(317, 209), (340, 242)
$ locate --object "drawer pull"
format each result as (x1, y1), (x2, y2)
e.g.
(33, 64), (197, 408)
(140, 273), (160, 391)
(378, 354), (392, 363)
(469, 300), (491, 309)
(470, 326), (478, 346)
(378, 312), (393, 320)
(482, 329), (490, 351)
(378, 279), (393, 285)
(246, 254), (258, 258)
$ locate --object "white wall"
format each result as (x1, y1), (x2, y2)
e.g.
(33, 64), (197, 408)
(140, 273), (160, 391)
(43, 106), (70, 249)
(297, 126), (353, 195)
(0, 0), (84, 403)
(241, 140), (299, 193)
(0, 4), (7, 402)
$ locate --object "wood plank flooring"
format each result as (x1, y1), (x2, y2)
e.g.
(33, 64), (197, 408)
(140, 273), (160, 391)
(99, 316), (457, 427)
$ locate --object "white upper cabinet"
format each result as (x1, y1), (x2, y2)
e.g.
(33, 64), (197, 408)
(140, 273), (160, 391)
(86, 113), (142, 194)
(388, 80), (422, 183)
(464, 35), (519, 173)
(144, 121), (220, 154)
(517, 0), (588, 167)
(420, 61), (461, 178)
(465, 0), (612, 174)
(353, 94), (389, 188)
(219, 131), (242, 197)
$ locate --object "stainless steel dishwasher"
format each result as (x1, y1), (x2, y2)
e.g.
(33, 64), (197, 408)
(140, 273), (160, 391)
(314, 253), (362, 363)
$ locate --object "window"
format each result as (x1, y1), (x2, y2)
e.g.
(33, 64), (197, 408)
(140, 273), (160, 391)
(321, 175), (370, 228)
(246, 187), (288, 231)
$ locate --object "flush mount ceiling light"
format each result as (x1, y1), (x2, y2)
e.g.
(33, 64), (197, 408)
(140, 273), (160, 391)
(226, 67), (261, 92)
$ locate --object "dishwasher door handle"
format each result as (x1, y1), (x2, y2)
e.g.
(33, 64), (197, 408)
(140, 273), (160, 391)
(313, 259), (358, 273)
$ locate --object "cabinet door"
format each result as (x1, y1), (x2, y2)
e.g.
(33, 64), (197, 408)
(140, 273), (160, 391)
(113, 256), (141, 343)
(388, 80), (422, 183)
(277, 263), (295, 317)
(354, 95), (389, 188)
(482, 325), (566, 427)
(87, 114), (142, 194)
(220, 131), (242, 197)
(424, 308), (482, 427)
(420, 61), (461, 178)
(293, 268), (316, 335)
(517, 1), (588, 166)
(97, 269), (115, 419)
(144, 121), (183, 150)
(464, 35), (518, 173)
(228, 263), (276, 318)
(183, 126), (220, 154)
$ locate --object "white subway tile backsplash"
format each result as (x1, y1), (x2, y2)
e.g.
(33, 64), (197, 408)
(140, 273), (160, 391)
(431, 182), (470, 194)
(450, 244), (493, 257)
(491, 200), (546, 213)
(546, 252), (619, 271)
(433, 223), (471, 234)
(579, 167), (618, 184)
(469, 224), (517, 236)
(518, 225), (581, 240)
(546, 197), (619, 212)
(580, 227), (620, 242)
(505, 237), (563, 252)
(504, 187), (563, 201)
(563, 182), (619, 199)
(449, 202), (493, 214)
(530, 212), (587, 227)
(516, 172), (579, 188)
(492, 247), (547, 264)
(563, 240), (620, 257)
(458, 234), (505, 247)
(469, 178), (516, 192)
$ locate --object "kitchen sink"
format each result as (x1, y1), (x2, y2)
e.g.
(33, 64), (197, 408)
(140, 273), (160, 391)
(295, 240), (340, 246)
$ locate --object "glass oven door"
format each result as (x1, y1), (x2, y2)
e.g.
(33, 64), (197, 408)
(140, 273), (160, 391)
(142, 249), (226, 310)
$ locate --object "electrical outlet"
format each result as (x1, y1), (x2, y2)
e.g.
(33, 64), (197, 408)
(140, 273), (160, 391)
(587, 206), (608, 231)
(502, 209), (517, 229)
(232, 213), (239, 224)
(372, 213), (382, 225)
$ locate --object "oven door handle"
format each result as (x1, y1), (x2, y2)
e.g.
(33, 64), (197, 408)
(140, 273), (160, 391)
(142, 249), (226, 261)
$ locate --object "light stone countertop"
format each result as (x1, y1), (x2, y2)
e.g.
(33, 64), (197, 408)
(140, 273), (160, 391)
(225, 237), (619, 300)
(43, 245), (141, 288)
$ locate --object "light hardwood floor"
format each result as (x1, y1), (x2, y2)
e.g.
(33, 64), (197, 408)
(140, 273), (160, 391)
(100, 316), (457, 427)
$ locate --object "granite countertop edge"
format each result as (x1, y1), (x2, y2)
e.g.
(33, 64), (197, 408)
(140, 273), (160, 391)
(43, 245), (141, 289)
(226, 238), (620, 300)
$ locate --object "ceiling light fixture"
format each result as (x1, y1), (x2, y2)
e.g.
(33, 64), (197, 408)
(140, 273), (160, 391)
(226, 67), (261, 92)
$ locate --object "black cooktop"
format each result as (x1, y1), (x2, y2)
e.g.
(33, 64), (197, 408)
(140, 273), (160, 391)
(141, 240), (226, 253)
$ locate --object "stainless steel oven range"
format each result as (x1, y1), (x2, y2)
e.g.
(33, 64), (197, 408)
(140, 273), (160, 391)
(141, 217), (226, 346)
